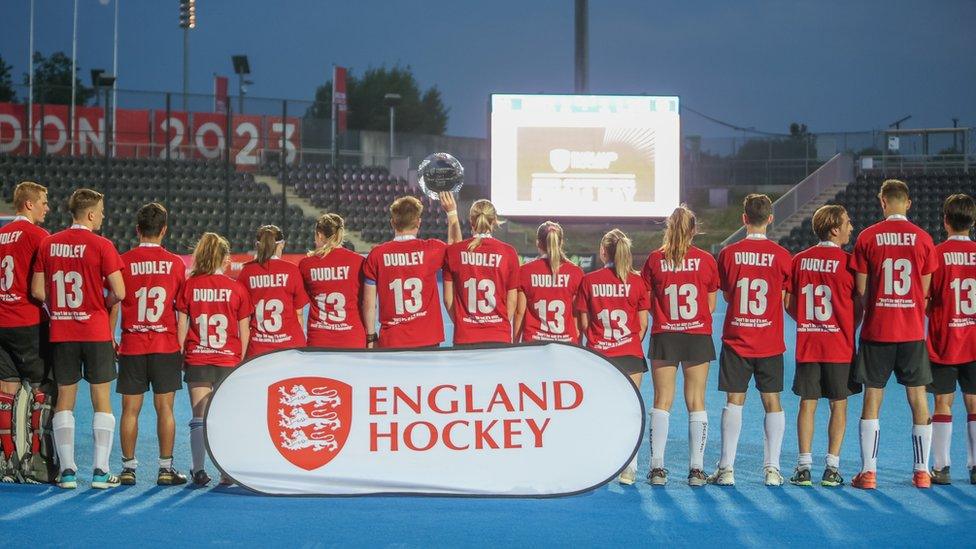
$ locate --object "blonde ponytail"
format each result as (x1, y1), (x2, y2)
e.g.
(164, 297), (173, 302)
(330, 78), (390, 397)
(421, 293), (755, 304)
(254, 225), (284, 265)
(467, 199), (498, 252)
(601, 228), (633, 282)
(191, 232), (231, 277)
(537, 221), (568, 275)
(310, 213), (345, 258)
(660, 204), (697, 268)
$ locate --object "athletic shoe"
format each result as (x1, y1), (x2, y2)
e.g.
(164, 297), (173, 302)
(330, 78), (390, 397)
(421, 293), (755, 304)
(191, 469), (212, 487)
(764, 466), (784, 487)
(119, 467), (137, 486)
(912, 470), (931, 489)
(647, 467), (668, 486)
(820, 466), (844, 487)
(789, 467), (812, 487)
(970, 466), (976, 485)
(91, 469), (121, 489)
(57, 469), (77, 490)
(851, 471), (877, 490)
(0, 459), (16, 483)
(157, 468), (188, 486)
(618, 465), (637, 485)
(706, 466), (734, 486)
(930, 466), (951, 485)
(687, 468), (708, 487)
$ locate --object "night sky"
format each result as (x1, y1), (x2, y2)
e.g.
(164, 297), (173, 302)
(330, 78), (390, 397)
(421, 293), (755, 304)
(1, 0), (974, 138)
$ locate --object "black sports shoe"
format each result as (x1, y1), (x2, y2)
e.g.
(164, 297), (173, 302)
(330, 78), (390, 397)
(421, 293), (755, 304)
(191, 469), (212, 487)
(930, 466), (951, 485)
(157, 468), (188, 486)
(970, 467), (976, 485)
(789, 467), (813, 487)
(821, 466), (844, 487)
(119, 467), (137, 486)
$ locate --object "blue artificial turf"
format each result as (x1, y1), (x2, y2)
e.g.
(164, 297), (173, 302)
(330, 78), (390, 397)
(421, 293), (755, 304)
(1, 298), (974, 548)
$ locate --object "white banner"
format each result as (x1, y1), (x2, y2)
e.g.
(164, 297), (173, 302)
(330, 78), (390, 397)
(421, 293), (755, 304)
(206, 343), (645, 496)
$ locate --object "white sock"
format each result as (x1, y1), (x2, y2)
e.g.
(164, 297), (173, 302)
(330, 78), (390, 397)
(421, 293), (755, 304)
(931, 415), (952, 470)
(190, 417), (206, 473)
(764, 411), (785, 469)
(122, 457), (138, 470)
(825, 453), (840, 469)
(860, 419), (880, 473)
(159, 456), (173, 470)
(797, 452), (813, 471)
(968, 417), (976, 469)
(912, 423), (932, 472)
(718, 403), (743, 469)
(688, 410), (708, 470)
(92, 412), (115, 474)
(649, 409), (670, 469)
(52, 411), (76, 473)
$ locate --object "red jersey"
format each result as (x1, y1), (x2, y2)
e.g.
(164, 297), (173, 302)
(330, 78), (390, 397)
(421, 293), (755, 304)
(787, 243), (857, 363)
(717, 235), (791, 358)
(239, 258), (309, 358)
(363, 237), (447, 348)
(641, 246), (719, 335)
(926, 236), (976, 365)
(177, 273), (253, 367)
(574, 267), (650, 358)
(518, 258), (584, 344)
(0, 217), (49, 328)
(851, 216), (937, 343)
(33, 226), (124, 342)
(443, 237), (521, 344)
(118, 244), (185, 355)
(300, 248), (367, 349)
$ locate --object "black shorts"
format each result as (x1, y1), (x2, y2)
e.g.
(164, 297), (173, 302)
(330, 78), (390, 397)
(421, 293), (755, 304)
(649, 332), (716, 364)
(117, 353), (184, 395)
(183, 364), (236, 387)
(854, 339), (932, 388)
(718, 344), (784, 393)
(52, 341), (116, 385)
(793, 362), (861, 400)
(928, 362), (976, 395)
(0, 323), (50, 384)
(605, 355), (648, 375)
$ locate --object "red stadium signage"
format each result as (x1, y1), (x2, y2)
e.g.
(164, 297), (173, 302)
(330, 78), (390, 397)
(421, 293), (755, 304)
(205, 343), (644, 496)
(0, 102), (300, 170)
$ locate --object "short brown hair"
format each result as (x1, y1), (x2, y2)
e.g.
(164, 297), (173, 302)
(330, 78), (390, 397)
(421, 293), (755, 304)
(67, 188), (104, 219)
(944, 194), (976, 233)
(13, 181), (47, 211)
(812, 204), (847, 241)
(136, 202), (168, 238)
(878, 179), (910, 203)
(743, 193), (772, 226)
(390, 196), (423, 231)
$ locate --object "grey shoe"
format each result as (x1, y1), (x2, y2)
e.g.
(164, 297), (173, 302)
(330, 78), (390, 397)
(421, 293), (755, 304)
(931, 466), (951, 485)
(789, 467), (812, 487)
(647, 467), (668, 486)
(821, 466), (844, 487)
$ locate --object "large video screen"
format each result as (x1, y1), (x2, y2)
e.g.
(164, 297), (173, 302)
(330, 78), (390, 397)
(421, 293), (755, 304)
(490, 94), (680, 218)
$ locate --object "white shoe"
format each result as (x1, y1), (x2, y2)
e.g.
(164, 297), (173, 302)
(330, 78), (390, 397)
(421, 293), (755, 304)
(707, 466), (735, 486)
(618, 465), (637, 485)
(764, 466), (784, 487)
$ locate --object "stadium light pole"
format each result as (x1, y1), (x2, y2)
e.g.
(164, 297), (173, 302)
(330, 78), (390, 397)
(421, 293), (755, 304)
(384, 93), (401, 160)
(232, 55), (251, 114)
(112, 0), (119, 156)
(70, 0), (78, 155)
(27, 0), (35, 154)
(179, 0), (196, 111)
(574, 0), (588, 94)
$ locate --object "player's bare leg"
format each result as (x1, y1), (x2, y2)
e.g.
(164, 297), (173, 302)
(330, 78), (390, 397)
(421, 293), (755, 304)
(930, 392), (954, 484)
(906, 385), (932, 487)
(188, 382), (214, 486)
(119, 393), (143, 485)
(821, 398), (847, 486)
(648, 362), (676, 485)
(153, 391), (185, 485)
(683, 362), (709, 486)
(760, 391), (785, 485)
(618, 372), (643, 485)
(791, 399), (817, 486)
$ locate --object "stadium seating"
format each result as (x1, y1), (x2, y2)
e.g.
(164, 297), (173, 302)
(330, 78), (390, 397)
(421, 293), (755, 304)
(0, 155), (318, 255)
(263, 161), (450, 244)
(777, 170), (976, 254)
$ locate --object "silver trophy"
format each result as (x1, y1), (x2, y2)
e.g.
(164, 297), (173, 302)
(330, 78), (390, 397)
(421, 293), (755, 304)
(418, 152), (464, 200)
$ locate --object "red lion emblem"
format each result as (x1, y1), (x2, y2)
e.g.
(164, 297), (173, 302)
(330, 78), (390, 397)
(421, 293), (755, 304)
(267, 377), (352, 471)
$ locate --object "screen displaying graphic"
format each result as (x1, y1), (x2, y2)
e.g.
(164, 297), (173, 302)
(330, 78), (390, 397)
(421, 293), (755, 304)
(490, 94), (680, 218)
